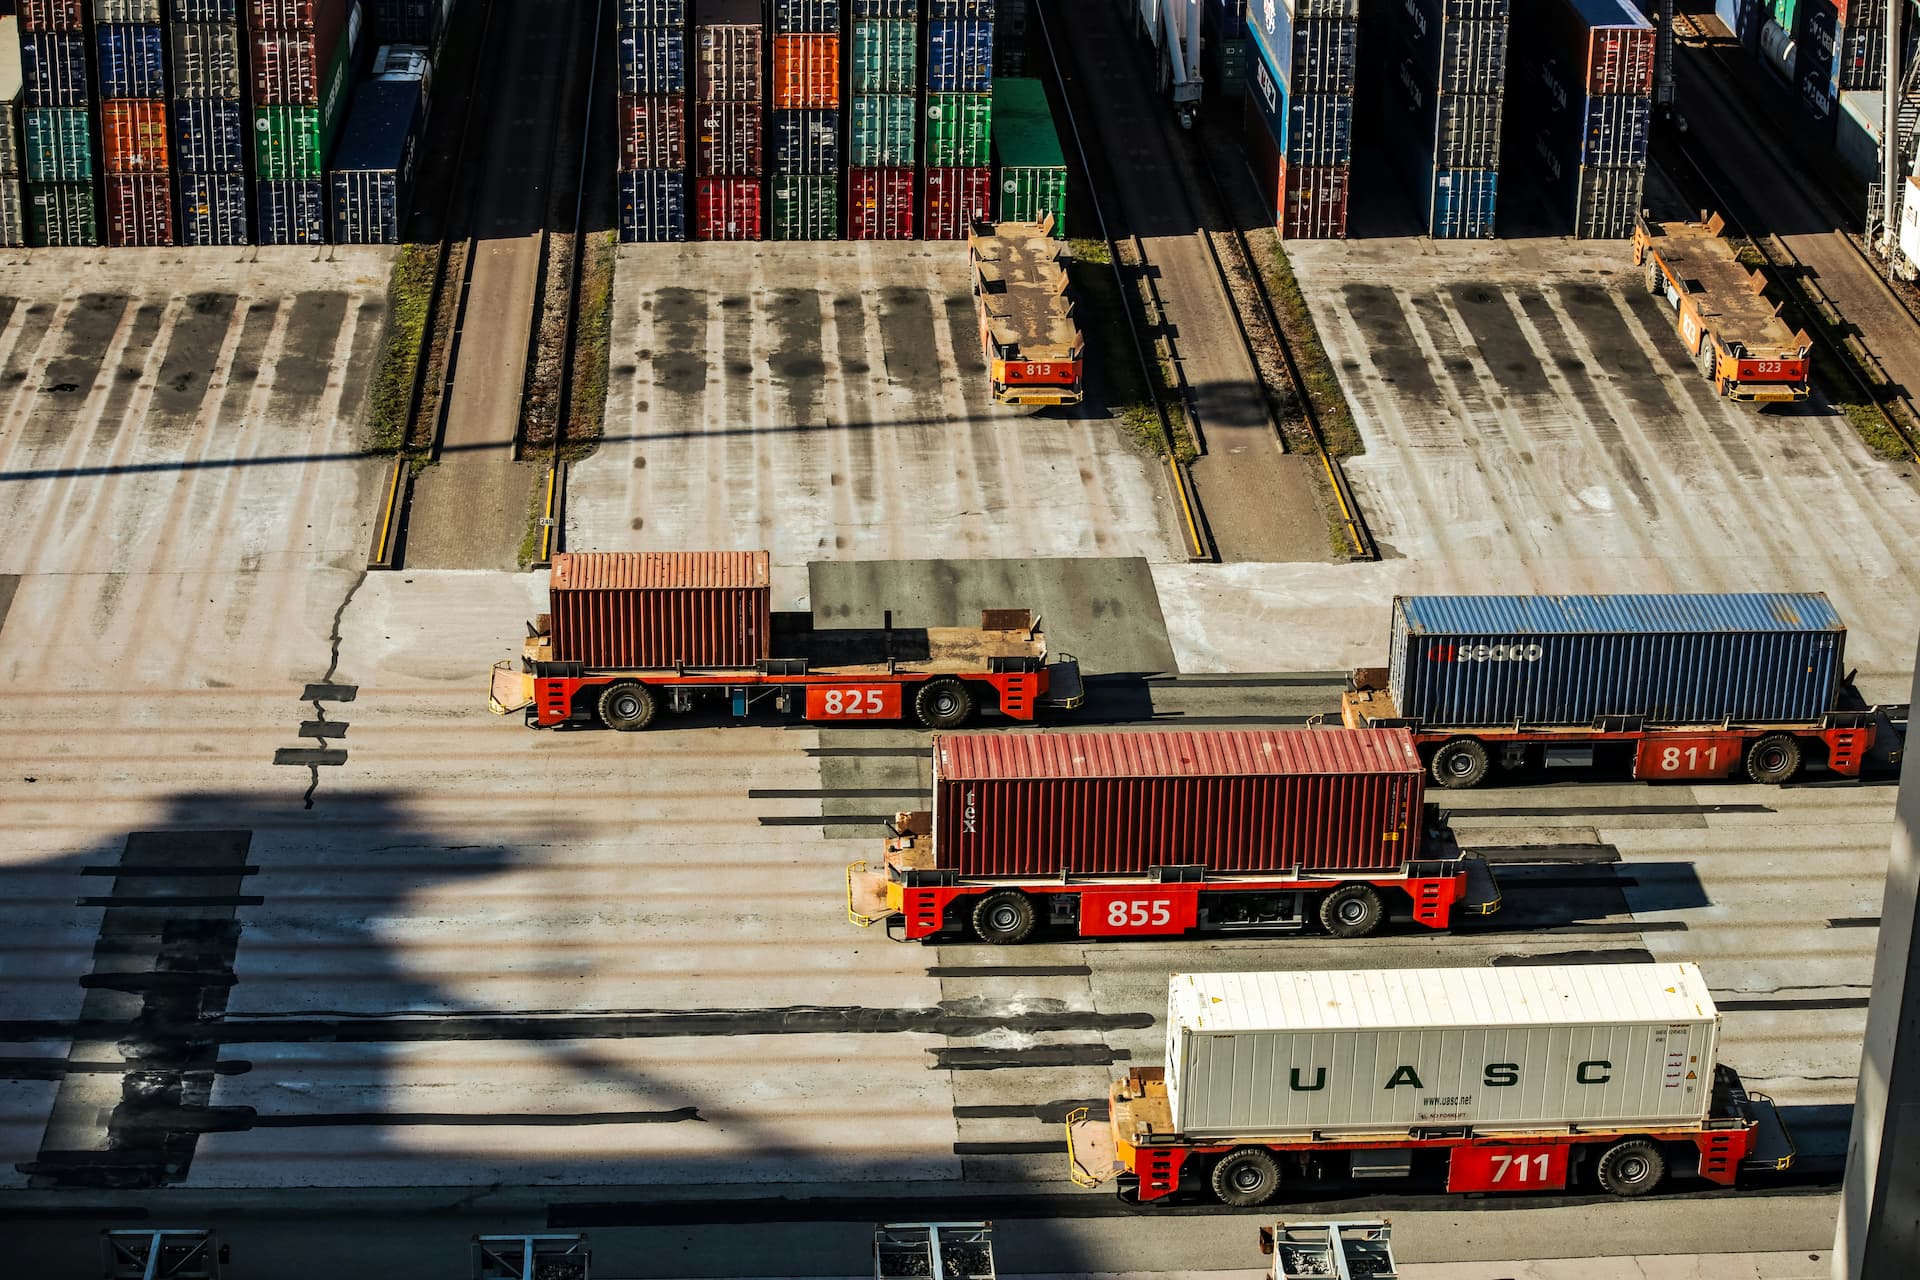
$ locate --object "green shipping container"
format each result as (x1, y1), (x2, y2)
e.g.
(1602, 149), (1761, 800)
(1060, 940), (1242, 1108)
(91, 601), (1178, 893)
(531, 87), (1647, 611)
(850, 93), (917, 167)
(24, 108), (92, 183)
(28, 182), (98, 246)
(772, 174), (838, 241)
(851, 19), (918, 93)
(252, 27), (355, 180)
(925, 92), (992, 168)
(991, 77), (1067, 236)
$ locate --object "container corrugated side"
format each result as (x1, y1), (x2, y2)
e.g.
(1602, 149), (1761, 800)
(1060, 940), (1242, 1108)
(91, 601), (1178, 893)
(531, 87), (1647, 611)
(849, 93), (917, 166)
(694, 100), (765, 176)
(97, 24), (169, 100)
(771, 171), (837, 239)
(548, 550), (773, 667)
(772, 33), (840, 108)
(851, 19), (920, 93)
(27, 179), (98, 244)
(927, 18), (993, 92)
(175, 97), (248, 172)
(924, 92), (991, 167)
(1165, 964), (1719, 1140)
(923, 164), (990, 239)
(101, 99), (172, 172)
(24, 106), (92, 181)
(619, 167), (688, 242)
(178, 170), (249, 243)
(695, 24), (765, 102)
(171, 23), (245, 100)
(104, 172), (175, 246)
(930, 728), (1426, 879)
(0, 177), (26, 247)
(1388, 593), (1846, 728)
(619, 28), (688, 96)
(771, 107), (838, 173)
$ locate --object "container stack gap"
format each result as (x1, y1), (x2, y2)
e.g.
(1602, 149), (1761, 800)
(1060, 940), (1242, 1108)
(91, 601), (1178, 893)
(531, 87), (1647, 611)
(252, 0), (363, 243)
(1244, 0), (1359, 239)
(693, 0), (764, 239)
(173, 0), (251, 245)
(618, 0), (690, 242)
(20, 0), (100, 244)
(770, 0), (839, 239)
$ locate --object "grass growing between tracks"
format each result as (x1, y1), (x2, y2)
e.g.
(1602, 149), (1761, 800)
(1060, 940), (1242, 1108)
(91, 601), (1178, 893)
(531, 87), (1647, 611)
(1069, 237), (1198, 463)
(366, 243), (439, 454)
(564, 230), (617, 459)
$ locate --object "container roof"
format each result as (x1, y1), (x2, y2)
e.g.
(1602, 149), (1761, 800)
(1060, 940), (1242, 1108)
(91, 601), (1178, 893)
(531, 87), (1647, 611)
(1171, 963), (1715, 1034)
(935, 728), (1419, 782)
(1397, 593), (1841, 636)
(550, 550), (770, 591)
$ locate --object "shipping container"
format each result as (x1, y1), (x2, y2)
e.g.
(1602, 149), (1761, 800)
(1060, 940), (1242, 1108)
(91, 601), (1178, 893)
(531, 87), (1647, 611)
(0, 22), (18, 176)
(95, 0), (165, 21)
(773, 0), (840, 32)
(101, 99), (171, 171)
(0, 176), (25, 247)
(927, 17), (993, 92)
(1164, 964), (1719, 1140)
(848, 164), (914, 238)
(28, 179), (98, 244)
(618, 28), (687, 97)
(23, 106), (91, 181)
(255, 177), (327, 241)
(97, 24), (168, 100)
(924, 91), (991, 166)
(851, 18), (919, 92)
(178, 170), (249, 243)
(329, 77), (422, 242)
(546, 551), (772, 667)
(990, 77), (1065, 233)
(174, 96), (247, 171)
(619, 94), (686, 169)
(170, 0), (241, 18)
(21, 32), (89, 108)
(619, 167), (689, 242)
(694, 100), (764, 174)
(849, 92), (917, 165)
(104, 172), (173, 245)
(923, 164), (990, 238)
(771, 106), (838, 172)
(1425, 166), (1497, 238)
(618, 0), (687, 24)
(772, 34), (840, 108)
(695, 20), (765, 102)
(171, 23), (246, 100)
(19, 1), (87, 33)
(251, 0), (358, 105)
(771, 171), (837, 238)
(1246, 0), (1360, 96)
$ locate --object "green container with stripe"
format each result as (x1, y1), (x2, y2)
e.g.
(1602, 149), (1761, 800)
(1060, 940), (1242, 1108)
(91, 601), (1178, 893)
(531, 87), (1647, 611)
(252, 25), (354, 180)
(990, 78), (1067, 236)
(24, 108), (93, 183)
(28, 182), (98, 247)
(925, 92), (992, 168)
(850, 94), (917, 167)
(851, 19), (918, 93)
(772, 174), (838, 241)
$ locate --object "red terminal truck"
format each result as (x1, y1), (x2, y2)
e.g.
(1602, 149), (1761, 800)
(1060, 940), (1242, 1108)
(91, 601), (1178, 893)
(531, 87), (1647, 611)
(1633, 212), (1811, 402)
(488, 551), (1084, 730)
(1066, 964), (1797, 1207)
(1339, 592), (1884, 788)
(846, 727), (1499, 943)
(970, 216), (1084, 407)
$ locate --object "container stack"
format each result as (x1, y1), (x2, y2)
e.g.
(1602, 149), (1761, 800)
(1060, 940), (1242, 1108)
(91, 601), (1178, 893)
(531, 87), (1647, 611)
(923, 0), (992, 240)
(1244, 0), (1358, 239)
(328, 43), (425, 241)
(1, 16), (25, 247)
(1510, 0), (1652, 239)
(98, 0), (175, 245)
(618, 0), (689, 242)
(694, 0), (763, 240)
(20, 0), (99, 244)
(770, 0), (838, 240)
(174, 0), (250, 245)
(253, 0), (362, 244)
(848, 0), (917, 239)
(1384, 0), (1509, 239)
(988, 75), (1063, 233)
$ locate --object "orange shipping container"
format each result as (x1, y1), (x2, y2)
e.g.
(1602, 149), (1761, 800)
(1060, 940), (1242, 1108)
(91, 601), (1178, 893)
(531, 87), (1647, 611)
(101, 99), (171, 174)
(773, 34), (839, 109)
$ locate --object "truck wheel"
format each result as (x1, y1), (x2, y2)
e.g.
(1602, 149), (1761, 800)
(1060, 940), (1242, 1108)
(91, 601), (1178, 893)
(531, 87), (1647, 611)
(915, 678), (975, 730)
(971, 890), (1037, 944)
(1745, 733), (1802, 784)
(597, 683), (657, 731)
(1595, 1139), (1665, 1196)
(1318, 884), (1385, 938)
(1210, 1148), (1283, 1208)
(1430, 738), (1490, 788)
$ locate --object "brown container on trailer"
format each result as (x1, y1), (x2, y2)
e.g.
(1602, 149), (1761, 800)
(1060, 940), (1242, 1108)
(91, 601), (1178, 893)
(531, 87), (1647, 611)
(101, 100), (171, 173)
(547, 550), (772, 670)
(931, 728), (1425, 878)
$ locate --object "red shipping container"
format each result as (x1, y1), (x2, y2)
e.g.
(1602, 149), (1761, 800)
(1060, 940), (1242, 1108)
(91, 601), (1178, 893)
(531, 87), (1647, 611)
(696, 176), (764, 240)
(101, 100), (172, 174)
(547, 551), (771, 669)
(694, 101), (764, 176)
(250, 0), (351, 106)
(18, 0), (86, 33)
(619, 95), (687, 170)
(104, 174), (176, 247)
(848, 167), (914, 240)
(772, 34), (840, 109)
(923, 166), (991, 240)
(248, 0), (324, 29)
(1243, 98), (1348, 240)
(696, 23), (765, 102)
(929, 728), (1427, 879)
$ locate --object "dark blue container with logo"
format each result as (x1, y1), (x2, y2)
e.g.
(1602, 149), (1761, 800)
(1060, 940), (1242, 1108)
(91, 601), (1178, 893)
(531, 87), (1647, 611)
(619, 169), (687, 243)
(97, 24), (168, 100)
(179, 173), (250, 245)
(174, 98), (247, 173)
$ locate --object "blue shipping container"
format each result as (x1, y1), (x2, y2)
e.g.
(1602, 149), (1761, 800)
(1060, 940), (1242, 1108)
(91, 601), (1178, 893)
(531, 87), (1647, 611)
(98, 24), (168, 100)
(773, 0), (841, 31)
(1426, 167), (1497, 238)
(772, 108), (840, 174)
(620, 168), (687, 243)
(174, 98), (248, 173)
(1246, 0), (1360, 95)
(257, 179), (328, 244)
(169, 0), (240, 18)
(619, 29), (687, 96)
(1388, 594), (1847, 729)
(179, 172), (250, 244)
(329, 79), (425, 243)
(927, 18), (993, 92)
(21, 33), (90, 108)
(619, 0), (687, 25)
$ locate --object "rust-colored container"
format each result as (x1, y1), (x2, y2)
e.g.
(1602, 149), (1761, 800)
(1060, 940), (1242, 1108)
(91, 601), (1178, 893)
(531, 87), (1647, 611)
(101, 100), (171, 173)
(18, 0), (86, 33)
(696, 21), (765, 102)
(548, 550), (772, 670)
(930, 728), (1426, 878)
(104, 173), (175, 247)
(772, 34), (840, 109)
(694, 100), (764, 175)
(619, 95), (687, 170)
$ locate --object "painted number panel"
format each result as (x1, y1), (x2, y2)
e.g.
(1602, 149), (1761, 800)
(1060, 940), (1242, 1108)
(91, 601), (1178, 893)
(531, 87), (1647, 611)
(1446, 1144), (1570, 1193)
(805, 685), (903, 721)
(1077, 889), (1197, 937)
(1633, 734), (1745, 780)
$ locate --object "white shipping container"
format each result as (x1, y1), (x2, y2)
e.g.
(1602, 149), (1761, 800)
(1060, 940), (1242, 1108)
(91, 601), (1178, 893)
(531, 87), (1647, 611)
(1166, 965), (1719, 1140)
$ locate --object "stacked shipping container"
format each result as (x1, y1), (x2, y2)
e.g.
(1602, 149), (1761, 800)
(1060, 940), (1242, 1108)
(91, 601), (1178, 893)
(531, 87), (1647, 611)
(21, 0), (100, 243)
(848, 0), (918, 239)
(694, 0), (763, 240)
(1384, 0), (1508, 239)
(924, 0), (992, 240)
(1245, 0), (1358, 239)
(989, 74), (1062, 232)
(1, 17), (23, 246)
(253, 0), (362, 244)
(771, 0), (838, 239)
(173, 0), (249, 245)
(618, 0), (689, 242)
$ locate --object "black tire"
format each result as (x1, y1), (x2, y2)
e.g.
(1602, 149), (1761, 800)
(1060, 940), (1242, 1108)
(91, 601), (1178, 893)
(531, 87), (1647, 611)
(971, 890), (1037, 944)
(597, 683), (657, 731)
(914, 678), (975, 730)
(1430, 737), (1491, 789)
(1595, 1139), (1666, 1196)
(1745, 733), (1802, 784)
(1318, 884), (1386, 938)
(1209, 1148), (1283, 1208)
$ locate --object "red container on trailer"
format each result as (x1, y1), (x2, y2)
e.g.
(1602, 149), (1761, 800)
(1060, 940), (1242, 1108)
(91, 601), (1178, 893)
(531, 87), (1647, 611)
(104, 174), (176, 246)
(250, 0), (350, 105)
(696, 21), (765, 102)
(696, 176), (763, 239)
(694, 100), (764, 175)
(924, 166), (990, 240)
(101, 100), (172, 173)
(930, 728), (1427, 879)
(546, 551), (772, 669)
(772, 34), (840, 109)
(848, 167), (914, 240)
(619, 95), (687, 170)
(18, 0), (86, 33)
